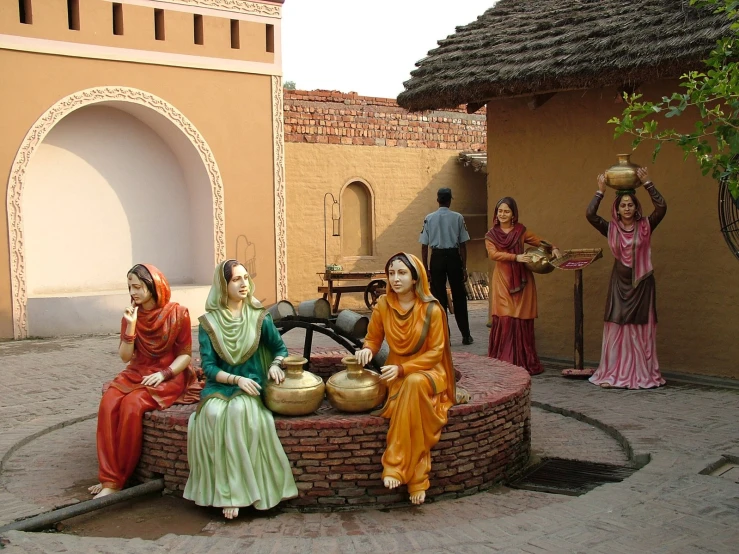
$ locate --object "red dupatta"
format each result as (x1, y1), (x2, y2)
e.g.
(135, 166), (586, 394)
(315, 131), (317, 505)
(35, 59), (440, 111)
(485, 222), (528, 294)
(112, 264), (201, 407)
(608, 196), (653, 287)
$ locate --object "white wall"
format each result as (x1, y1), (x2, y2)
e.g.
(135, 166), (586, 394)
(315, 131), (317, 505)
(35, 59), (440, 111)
(23, 105), (211, 296)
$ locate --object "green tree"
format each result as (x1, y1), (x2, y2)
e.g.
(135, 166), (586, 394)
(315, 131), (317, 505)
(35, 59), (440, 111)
(284, 80), (297, 90)
(609, 0), (739, 200)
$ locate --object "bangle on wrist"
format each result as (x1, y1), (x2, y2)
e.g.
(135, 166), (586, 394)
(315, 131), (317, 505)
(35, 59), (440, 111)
(161, 367), (174, 381)
(122, 333), (136, 343)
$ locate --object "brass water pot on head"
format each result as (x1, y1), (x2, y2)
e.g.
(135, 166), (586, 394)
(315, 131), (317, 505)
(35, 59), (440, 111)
(326, 356), (387, 413)
(605, 153), (642, 190)
(264, 356), (325, 416)
(524, 241), (556, 274)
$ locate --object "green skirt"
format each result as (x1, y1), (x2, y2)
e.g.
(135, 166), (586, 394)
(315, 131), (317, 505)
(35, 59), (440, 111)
(183, 394), (298, 510)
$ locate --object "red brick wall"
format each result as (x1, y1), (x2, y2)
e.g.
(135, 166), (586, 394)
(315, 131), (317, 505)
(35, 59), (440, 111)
(135, 352), (530, 510)
(284, 90), (486, 150)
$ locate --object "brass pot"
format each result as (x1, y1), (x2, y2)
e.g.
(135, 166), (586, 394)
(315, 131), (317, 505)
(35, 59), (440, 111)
(326, 356), (387, 413)
(264, 356), (325, 416)
(524, 241), (556, 274)
(605, 153), (642, 190)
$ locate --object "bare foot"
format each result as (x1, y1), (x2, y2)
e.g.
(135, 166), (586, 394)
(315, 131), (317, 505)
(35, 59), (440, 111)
(599, 383), (611, 389)
(383, 477), (401, 490)
(409, 490), (426, 505)
(93, 487), (117, 499)
(223, 507), (239, 519)
(88, 483), (102, 495)
(455, 387), (470, 404)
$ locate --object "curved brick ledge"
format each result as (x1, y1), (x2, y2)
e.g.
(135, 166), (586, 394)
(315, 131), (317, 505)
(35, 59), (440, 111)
(135, 351), (531, 510)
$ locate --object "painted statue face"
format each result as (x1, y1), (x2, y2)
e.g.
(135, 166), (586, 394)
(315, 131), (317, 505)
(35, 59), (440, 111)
(227, 264), (250, 301)
(618, 196), (636, 221)
(497, 203), (513, 225)
(387, 259), (416, 296)
(128, 274), (153, 306)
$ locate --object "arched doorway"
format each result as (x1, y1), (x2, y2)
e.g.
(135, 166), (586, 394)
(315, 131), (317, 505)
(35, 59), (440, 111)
(7, 87), (226, 338)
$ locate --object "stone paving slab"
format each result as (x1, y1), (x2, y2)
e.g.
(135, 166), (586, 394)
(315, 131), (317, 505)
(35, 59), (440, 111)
(0, 303), (738, 552)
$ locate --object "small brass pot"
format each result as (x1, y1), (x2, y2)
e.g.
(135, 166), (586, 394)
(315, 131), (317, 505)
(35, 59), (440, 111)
(326, 356), (387, 413)
(605, 153), (642, 191)
(524, 242), (556, 274)
(264, 356), (325, 416)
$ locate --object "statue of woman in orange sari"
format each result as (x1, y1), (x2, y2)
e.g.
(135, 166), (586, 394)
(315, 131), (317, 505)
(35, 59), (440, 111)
(355, 253), (456, 505)
(89, 264), (200, 498)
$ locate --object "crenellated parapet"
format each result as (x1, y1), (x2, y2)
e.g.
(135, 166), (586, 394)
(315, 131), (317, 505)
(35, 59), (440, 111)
(0, 0), (282, 75)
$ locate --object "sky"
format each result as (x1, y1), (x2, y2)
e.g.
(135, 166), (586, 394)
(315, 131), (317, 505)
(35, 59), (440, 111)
(281, 0), (498, 99)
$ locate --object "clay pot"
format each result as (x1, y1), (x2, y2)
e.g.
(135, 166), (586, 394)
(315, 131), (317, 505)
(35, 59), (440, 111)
(264, 356), (325, 416)
(524, 242), (556, 274)
(326, 356), (387, 413)
(605, 154), (642, 190)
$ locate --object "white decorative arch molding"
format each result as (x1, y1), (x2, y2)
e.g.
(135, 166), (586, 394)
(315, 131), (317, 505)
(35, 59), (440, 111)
(6, 86), (226, 339)
(272, 75), (288, 300)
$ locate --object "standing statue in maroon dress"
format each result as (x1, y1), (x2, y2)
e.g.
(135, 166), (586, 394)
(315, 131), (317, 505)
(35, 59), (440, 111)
(586, 167), (667, 389)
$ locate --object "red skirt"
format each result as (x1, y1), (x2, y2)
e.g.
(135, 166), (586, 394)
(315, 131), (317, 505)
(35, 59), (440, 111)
(488, 316), (542, 375)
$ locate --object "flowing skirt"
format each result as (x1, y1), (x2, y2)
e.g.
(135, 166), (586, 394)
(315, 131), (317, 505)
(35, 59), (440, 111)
(488, 316), (542, 375)
(184, 394), (298, 510)
(589, 311), (664, 389)
(378, 372), (449, 494)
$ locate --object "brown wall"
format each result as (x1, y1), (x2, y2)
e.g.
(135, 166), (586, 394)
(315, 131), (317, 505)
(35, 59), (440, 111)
(0, 49), (277, 337)
(286, 143), (488, 310)
(486, 80), (739, 378)
(0, 0), (275, 63)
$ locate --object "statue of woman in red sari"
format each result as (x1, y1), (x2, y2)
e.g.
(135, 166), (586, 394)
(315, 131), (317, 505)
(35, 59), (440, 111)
(355, 253), (457, 506)
(485, 198), (561, 375)
(586, 168), (667, 389)
(88, 264), (200, 498)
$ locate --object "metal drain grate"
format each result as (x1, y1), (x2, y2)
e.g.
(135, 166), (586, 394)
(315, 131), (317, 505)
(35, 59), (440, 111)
(509, 458), (638, 496)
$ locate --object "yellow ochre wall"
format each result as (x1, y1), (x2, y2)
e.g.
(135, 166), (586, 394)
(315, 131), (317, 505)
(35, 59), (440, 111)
(0, 53), (277, 338)
(286, 144), (488, 310)
(486, 80), (739, 378)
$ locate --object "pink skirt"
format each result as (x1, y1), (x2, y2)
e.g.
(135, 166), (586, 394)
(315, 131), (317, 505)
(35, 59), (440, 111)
(488, 316), (542, 375)
(589, 314), (664, 389)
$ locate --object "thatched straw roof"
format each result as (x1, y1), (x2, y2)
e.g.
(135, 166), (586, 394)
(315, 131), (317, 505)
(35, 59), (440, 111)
(397, 0), (733, 111)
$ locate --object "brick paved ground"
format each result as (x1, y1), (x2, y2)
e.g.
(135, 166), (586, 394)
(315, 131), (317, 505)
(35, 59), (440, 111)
(1, 302), (738, 552)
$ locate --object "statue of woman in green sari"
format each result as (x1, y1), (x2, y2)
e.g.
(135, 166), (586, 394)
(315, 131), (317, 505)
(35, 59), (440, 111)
(184, 260), (298, 519)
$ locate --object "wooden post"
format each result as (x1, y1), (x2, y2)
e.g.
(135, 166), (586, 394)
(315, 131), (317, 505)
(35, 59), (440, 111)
(574, 269), (584, 370)
(303, 326), (313, 365)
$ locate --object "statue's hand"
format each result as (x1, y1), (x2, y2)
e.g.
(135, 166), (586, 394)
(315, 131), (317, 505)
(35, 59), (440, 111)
(379, 365), (400, 383)
(552, 247), (563, 259)
(268, 364), (285, 384)
(355, 348), (373, 366)
(123, 302), (138, 326)
(636, 167), (649, 184)
(237, 377), (262, 397)
(515, 253), (533, 263)
(141, 372), (164, 387)
(597, 173), (607, 192)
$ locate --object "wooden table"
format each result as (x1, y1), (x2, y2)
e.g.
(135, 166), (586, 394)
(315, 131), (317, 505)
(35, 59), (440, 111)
(317, 271), (386, 314)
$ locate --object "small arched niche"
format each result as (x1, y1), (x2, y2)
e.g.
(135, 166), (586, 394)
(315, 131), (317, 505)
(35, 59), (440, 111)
(340, 180), (375, 258)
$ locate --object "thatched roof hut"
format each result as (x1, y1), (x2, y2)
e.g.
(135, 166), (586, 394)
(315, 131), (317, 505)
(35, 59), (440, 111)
(397, 0), (733, 111)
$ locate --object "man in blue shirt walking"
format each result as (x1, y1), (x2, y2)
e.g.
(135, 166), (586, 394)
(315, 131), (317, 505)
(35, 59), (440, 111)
(419, 187), (473, 345)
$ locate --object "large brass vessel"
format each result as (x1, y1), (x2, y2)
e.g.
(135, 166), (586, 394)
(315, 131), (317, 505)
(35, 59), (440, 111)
(605, 154), (642, 190)
(524, 241), (556, 274)
(326, 356), (387, 413)
(264, 356), (325, 416)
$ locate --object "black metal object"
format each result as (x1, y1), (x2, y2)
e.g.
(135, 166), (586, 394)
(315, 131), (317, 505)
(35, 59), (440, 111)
(0, 479), (165, 533)
(509, 458), (637, 496)
(718, 177), (739, 261)
(275, 316), (380, 370)
(364, 279), (387, 310)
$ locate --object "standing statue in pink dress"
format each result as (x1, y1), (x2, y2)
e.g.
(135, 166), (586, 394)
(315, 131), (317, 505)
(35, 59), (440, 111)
(586, 167), (667, 389)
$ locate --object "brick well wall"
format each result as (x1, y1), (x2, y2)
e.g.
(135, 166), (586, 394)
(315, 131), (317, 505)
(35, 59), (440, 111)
(135, 352), (530, 511)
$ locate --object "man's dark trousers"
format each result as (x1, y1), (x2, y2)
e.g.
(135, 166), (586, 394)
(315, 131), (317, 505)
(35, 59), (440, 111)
(429, 248), (470, 338)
